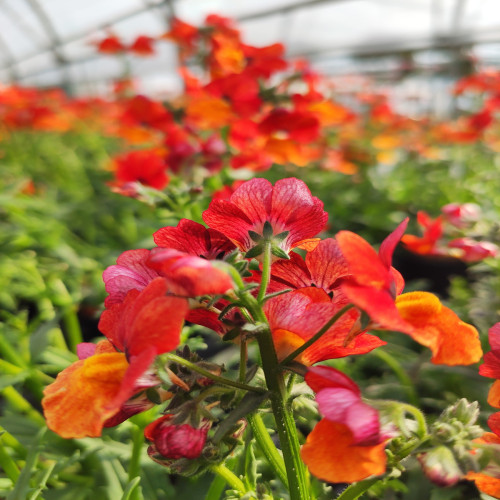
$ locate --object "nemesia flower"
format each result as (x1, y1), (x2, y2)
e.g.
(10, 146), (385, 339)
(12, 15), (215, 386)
(129, 35), (155, 56)
(147, 248), (233, 297)
(337, 221), (482, 365)
(153, 219), (236, 259)
(448, 237), (498, 262)
(395, 291), (482, 366)
(43, 278), (188, 439)
(264, 287), (384, 365)
(103, 249), (160, 307)
(111, 149), (169, 191)
(401, 211), (444, 256)
(301, 366), (387, 483)
(267, 238), (349, 295)
(336, 219), (410, 332)
(145, 414), (209, 460)
(98, 277), (188, 359)
(96, 34), (125, 54)
(441, 202), (481, 227)
(202, 178), (328, 260)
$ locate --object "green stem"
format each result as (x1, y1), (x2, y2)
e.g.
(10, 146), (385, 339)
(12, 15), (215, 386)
(336, 477), (381, 500)
(165, 354), (266, 394)
(128, 424), (144, 500)
(247, 412), (288, 488)
(398, 403), (428, 438)
(257, 241), (272, 304)
(256, 329), (309, 500)
(280, 304), (354, 366)
(209, 463), (246, 495)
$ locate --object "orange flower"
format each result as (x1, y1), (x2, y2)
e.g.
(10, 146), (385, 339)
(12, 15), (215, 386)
(301, 420), (387, 483)
(43, 341), (131, 438)
(395, 291), (482, 365)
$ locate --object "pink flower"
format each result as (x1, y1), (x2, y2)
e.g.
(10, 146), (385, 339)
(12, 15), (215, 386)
(305, 365), (383, 445)
(103, 249), (160, 307)
(147, 248), (233, 297)
(448, 238), (498, 262)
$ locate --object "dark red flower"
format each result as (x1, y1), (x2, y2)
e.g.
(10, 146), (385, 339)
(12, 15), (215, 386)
(145, 414), (208, 460)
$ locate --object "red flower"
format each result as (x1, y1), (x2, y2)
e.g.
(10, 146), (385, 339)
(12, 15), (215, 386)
(336, 219), (410, 332)
(153, 219), (235, 260)
(145, 414), (209, 460)
(267, 238), (349, 295)
(147, 248), (233, 297)
(111, 149), (169, 191)
(129, 35), (155, 56)
(264, 287), (385, 365)
(99, 277), (188, 358)
(259, 109), (320, 144)
(102, 249), (160, 307)
(96, 34), (125, 54)
(202, 178), (328, 259)
(401, 211), (444, 256)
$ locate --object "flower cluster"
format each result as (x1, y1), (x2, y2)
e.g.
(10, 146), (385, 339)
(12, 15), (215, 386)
(402, 203), (498, 262)
(42, 177), (490, 493)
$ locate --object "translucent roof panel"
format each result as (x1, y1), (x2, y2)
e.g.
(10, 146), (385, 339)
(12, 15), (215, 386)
(1, 0), (500, 95)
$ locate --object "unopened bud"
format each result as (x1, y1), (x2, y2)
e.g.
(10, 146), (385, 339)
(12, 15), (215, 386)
(418, 446), (463, 487)
(145, 414), (209, 460)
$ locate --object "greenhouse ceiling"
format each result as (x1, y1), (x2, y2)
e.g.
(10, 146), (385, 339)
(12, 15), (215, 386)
(2, 0), (500, 95)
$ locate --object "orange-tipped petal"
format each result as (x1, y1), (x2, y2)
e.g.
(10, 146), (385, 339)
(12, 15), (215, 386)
(42, 352), (129, 438)
(301, 420), (387, 483)
(395, 291), (482, 365)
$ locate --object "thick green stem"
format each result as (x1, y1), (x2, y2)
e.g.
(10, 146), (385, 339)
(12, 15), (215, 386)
(209, 463), (246, 494)
(257, 329), (309, 500)
(165, 354), (266, 394)
(280, 304), (354, 366)
(247, 412), (288, 488)
(257, 241), (272, 304)
(128, 424), (144, 500)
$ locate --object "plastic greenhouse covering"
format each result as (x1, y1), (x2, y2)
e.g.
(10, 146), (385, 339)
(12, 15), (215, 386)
(2, 0), (500, 109)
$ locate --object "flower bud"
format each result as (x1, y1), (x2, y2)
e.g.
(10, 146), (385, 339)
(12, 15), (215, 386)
(145, 414), (209, 460)
(418, 446), (463, 486)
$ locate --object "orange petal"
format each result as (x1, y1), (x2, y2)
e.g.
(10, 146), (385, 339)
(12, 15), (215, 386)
(273, 328), (307, 364)
(396, 291), (482, 365)
(301, 419), (387, 483)
(42, 352), (129, 438)
(488, 380), (500, 408)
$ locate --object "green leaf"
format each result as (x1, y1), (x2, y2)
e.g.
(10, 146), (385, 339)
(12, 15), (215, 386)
(7, 427), (46, 500)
